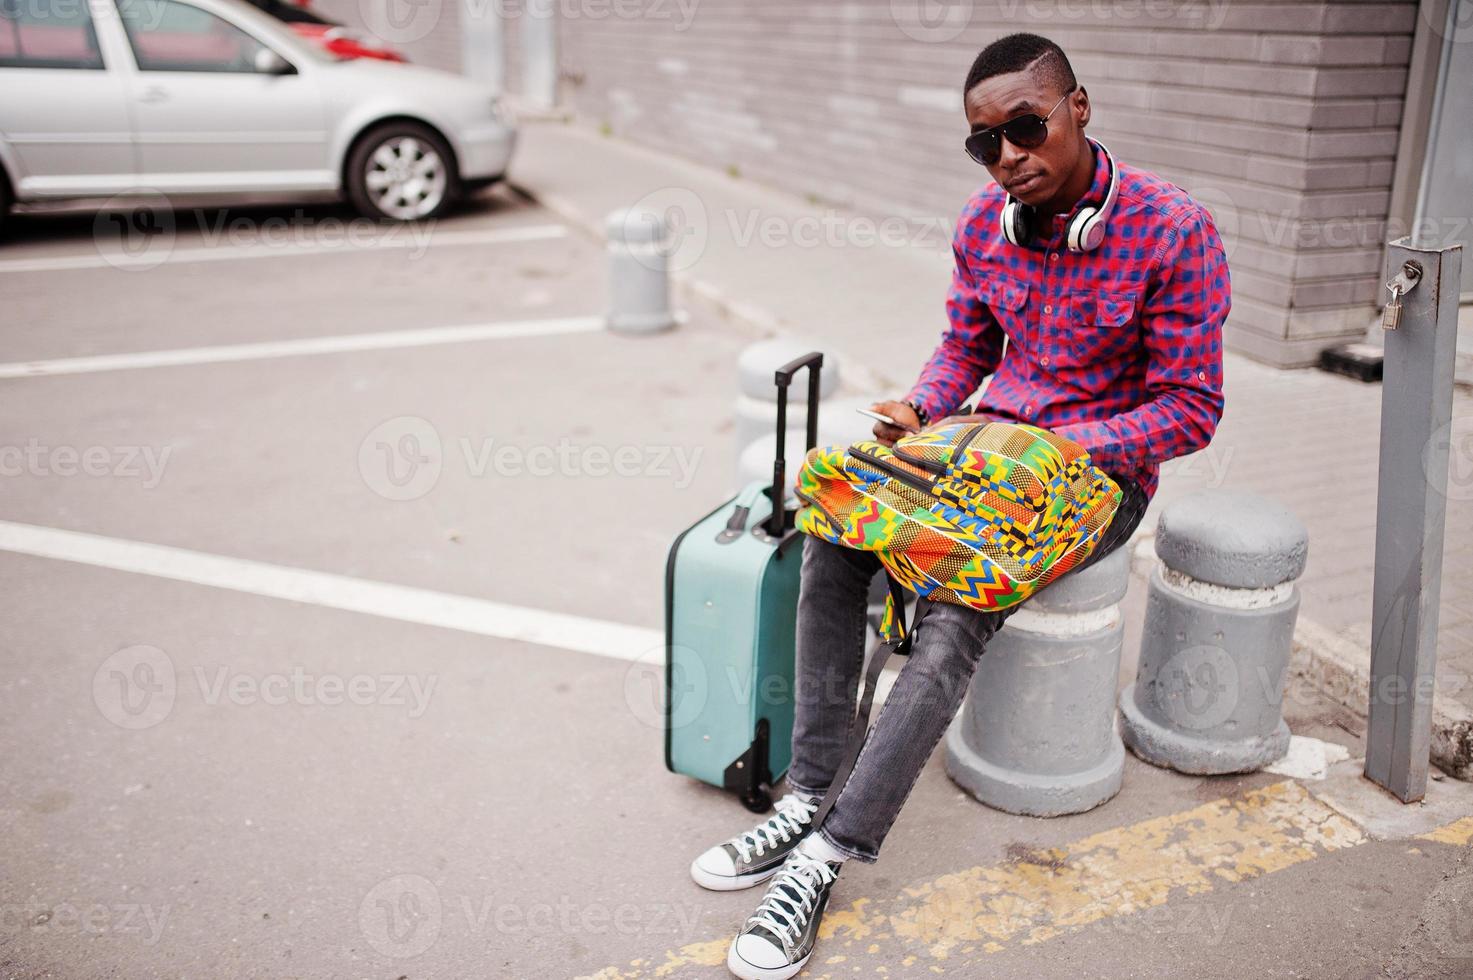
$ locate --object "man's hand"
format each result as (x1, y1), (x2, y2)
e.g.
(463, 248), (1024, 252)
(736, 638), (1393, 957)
(869, 400), (921, 447)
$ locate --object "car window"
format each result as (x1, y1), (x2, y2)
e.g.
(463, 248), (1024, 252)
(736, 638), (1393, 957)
(0, 0), (106, 69)
(120, 0), (277, 73)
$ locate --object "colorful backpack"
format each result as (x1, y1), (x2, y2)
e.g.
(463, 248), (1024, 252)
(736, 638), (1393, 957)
(794, 420), (1121, 641)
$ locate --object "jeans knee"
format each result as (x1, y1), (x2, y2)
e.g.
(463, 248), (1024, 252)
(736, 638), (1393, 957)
(801, 536), (880, 594)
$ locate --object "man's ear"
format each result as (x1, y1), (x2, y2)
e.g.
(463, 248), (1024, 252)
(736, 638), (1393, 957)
(1074, 86), (1091, 128)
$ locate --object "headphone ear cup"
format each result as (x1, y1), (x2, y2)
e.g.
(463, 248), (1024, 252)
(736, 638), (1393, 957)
(1000, 199), (1020, 246)
(1001, 199), (1032, 247)
(1066, 206), (1098, 252)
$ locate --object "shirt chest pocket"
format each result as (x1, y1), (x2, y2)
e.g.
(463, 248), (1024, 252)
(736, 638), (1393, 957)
(1053, 289), (1140, 369)
(974, 275), (1030, 342)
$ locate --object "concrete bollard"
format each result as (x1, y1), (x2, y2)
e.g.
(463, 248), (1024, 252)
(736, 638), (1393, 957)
(734, 395), (880, 499)
(605, 208), (676, 335)
(945, 546), (1131, 817)
(1119, 490), (1308, 775)
(733, 339), (842, 463)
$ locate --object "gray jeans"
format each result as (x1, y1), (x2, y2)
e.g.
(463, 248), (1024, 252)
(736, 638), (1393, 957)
(785, 476), (1149, 863)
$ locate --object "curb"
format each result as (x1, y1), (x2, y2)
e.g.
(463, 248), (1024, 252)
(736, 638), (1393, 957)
(1292, 616), (1473, 781)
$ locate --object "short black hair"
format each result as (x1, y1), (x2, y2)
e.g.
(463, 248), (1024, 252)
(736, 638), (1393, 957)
(963, 33), (1077, 102)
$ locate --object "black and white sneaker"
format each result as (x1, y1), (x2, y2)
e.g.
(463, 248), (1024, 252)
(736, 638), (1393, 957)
(690, 792), (819, 891)
(726, 848), (841, 980)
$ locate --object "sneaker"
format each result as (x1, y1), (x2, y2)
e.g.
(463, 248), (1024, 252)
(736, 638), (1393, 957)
(726, 848), (841, 980)
(690, 792), (819, 891)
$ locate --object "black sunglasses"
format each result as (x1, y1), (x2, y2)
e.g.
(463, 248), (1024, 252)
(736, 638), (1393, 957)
(964, 87), (1076, 167)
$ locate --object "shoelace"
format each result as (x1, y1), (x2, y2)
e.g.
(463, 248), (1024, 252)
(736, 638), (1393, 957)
(747, 850), (837, 952)
(729, 795), (817, 863)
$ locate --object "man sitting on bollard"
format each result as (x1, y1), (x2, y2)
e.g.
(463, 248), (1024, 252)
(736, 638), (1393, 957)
(690, 32), (1231, 980)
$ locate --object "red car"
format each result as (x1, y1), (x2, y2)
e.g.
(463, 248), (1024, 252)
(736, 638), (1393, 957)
(243, 0), (407, 62)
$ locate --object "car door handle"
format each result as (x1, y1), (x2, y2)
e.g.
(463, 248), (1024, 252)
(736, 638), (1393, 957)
(138, 86), (169, 104)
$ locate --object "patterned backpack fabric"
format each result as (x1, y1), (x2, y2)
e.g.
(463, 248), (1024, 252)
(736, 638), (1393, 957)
(794, 421), (1122, 641)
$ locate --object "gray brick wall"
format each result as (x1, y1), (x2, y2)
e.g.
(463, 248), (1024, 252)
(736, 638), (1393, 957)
(550, 0), (1418, 367)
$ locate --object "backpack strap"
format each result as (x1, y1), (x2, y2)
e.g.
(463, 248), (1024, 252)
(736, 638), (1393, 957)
(808, 575), (933, 833)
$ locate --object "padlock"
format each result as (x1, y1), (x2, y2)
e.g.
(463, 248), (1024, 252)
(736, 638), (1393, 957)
(1382, 285), (1402, 331)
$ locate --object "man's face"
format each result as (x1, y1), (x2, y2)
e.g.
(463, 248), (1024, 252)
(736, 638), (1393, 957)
(964, 68), (1087, 209)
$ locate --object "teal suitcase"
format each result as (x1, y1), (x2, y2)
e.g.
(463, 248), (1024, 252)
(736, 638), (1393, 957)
(665, 352), (823, 812)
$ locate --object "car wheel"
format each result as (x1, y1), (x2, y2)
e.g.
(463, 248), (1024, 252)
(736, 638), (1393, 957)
(0, 176), (10, 237)
(346, 122), (460, 221)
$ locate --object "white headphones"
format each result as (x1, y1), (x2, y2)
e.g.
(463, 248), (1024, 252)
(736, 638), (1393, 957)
(1000, 137), (1120, 252)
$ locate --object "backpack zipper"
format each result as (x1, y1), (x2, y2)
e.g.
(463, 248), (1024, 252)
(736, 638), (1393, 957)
(847, 447), (937, 495)
(891, 423), (988, 479)
(794, 488), (843, 532)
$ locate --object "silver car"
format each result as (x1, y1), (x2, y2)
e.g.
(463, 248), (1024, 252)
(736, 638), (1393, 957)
(0, 0), (516, 225)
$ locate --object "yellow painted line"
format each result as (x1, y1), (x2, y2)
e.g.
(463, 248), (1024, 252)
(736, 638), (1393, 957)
(578, 780), (1369, 978)
(1419, 814), (1473, 846)
(580, 783), (1473, 979)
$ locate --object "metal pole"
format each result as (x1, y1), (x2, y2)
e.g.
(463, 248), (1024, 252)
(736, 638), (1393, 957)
(1365, 236), (1463, 802)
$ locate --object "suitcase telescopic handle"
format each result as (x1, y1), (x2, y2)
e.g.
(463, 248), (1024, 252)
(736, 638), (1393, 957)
(770, 351), (824, 537)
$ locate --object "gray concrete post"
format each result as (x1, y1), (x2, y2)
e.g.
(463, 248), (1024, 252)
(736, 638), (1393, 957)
(1119, 490), (1308, 775)
(1365, 238), (1462, 802)
(605, 209), (676, 335)
(944, 546), (1131, 817)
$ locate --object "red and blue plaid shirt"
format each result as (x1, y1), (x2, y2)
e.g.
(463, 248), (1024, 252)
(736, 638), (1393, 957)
(905, 140), (1230, 499)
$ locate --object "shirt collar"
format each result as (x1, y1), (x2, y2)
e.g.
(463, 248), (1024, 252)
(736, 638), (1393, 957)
(1038, 138), (1111, 246)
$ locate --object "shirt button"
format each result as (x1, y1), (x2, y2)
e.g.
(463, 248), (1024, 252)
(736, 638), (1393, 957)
(1198, 371), (1207, 381)
(1044, 304), (1053, 314)
(1041, 356), (1050, 366)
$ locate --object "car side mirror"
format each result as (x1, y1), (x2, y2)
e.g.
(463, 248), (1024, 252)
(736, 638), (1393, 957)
(254, 48), (295, 75)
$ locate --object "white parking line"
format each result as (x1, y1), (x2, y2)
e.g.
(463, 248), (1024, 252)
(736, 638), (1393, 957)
(0, 520), (664, 662)
(0, 315), (605, 378)
(0, 224), (568, 274)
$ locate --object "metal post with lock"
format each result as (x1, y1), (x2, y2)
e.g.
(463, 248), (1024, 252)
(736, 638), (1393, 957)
(1365, 236), (1463, 802)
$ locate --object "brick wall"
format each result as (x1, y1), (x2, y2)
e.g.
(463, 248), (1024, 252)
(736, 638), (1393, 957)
(553, 0), (1419, 366)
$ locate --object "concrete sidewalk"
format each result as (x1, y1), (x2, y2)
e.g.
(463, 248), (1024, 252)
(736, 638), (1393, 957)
(510, 120), (1473, 778)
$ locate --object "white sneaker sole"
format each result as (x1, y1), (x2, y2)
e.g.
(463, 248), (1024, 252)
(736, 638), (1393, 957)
(727, 939), (811, 980)
(689, 857), (783, 892)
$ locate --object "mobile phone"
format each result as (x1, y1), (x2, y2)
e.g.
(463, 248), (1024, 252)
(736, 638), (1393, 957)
(856, 408), (920, 433)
